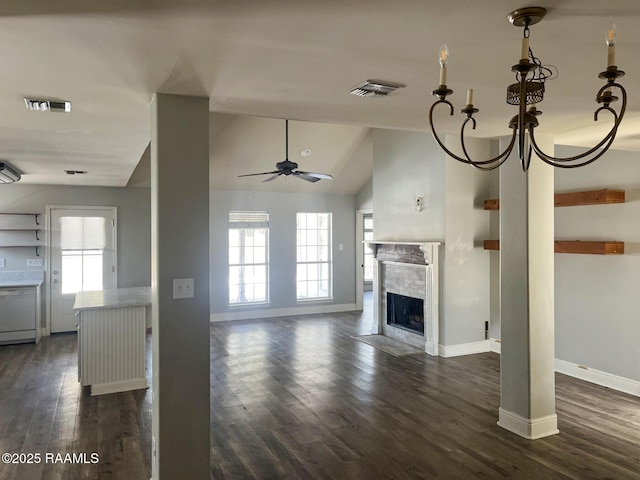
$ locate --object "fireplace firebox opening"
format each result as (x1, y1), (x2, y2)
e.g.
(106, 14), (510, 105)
(386, 292), (424, 335)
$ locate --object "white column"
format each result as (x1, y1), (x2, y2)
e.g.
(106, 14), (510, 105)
(371, 250), (382, 334)
(151, 94), (210, 478)
(498, 134), (558, 439)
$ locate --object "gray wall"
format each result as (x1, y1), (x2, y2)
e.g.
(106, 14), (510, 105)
(371, 129), (445, 241)
(210, 189), (356, 315)
(356, 176), (373, 211)
(488, 144), (501, 340)
(488, 145), (640, 382)
(554, 145), (640, 382)
(0, 184), (151, 326)
(442, 136), (492, 346)
(371, 128), (492, 348)
(0, 184), (150, 287)
(150, 93), (210, 479)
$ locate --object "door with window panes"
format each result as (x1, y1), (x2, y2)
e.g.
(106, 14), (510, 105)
(49, 207), (116, 333)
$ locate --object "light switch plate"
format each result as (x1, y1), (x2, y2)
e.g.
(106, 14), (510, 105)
(27, 258), (43, 267)
(173, 278), (194, 299)
(0, 258), (5, 268)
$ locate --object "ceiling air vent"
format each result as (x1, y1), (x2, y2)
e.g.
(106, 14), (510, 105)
(24, 98), (72, 113)
(348, 80), (406, 98)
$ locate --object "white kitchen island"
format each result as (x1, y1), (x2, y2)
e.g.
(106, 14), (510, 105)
(73, 287), (151, 396)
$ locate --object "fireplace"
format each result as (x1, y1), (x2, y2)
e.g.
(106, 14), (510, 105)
(366, 241), (441, 355)
(387, 293), (424, 335)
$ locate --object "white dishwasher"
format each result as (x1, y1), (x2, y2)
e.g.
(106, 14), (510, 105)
(0, 287), (38, 345)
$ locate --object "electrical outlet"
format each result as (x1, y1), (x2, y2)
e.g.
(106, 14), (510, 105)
(173, 278), (194, 299)
(27, 258), (43, 267)
(0, 258), (5, 268)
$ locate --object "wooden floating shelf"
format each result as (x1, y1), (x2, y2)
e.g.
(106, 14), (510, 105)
(483, 240), (624, 255)
(483, 189), (625, 210)
(483, 199), (500, 210)
(483, 240), (500, 251)
(554, 241), (624, 255)
(554, 189), (625, 207)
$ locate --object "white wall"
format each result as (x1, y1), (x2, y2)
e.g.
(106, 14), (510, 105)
(554, 145), (640, 382)
(210, 189), (356, 317)
(371, 129), (445, 241)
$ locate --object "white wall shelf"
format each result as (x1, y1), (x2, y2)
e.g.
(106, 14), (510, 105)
(0, 213), (44, 256)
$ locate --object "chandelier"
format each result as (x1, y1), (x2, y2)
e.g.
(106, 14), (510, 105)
(428, 7), (626, 171)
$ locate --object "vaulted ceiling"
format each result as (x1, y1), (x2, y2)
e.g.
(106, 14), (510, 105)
(3, 0), (640, 190)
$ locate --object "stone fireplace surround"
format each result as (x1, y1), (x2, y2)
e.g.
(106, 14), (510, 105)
(366, 241), (441, 356)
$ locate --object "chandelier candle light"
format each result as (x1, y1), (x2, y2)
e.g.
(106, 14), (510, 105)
(429, 7), (626, 171)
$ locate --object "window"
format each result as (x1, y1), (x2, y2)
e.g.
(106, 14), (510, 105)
(363, 214), (374, 282)
(60, 217), (106, 294)
(228, 211), (269, 305)
(296, 212), (332, 300)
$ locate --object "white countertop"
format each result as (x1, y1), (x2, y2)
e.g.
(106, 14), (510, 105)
(73, 287), (151, 311)
(0, 270), (44, 288)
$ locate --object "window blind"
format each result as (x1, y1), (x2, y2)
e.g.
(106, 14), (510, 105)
(229, 211), (269, 229)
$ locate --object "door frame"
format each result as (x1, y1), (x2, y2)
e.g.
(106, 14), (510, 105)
(355, 209), (373, 311)
(45, 205), (118, 336)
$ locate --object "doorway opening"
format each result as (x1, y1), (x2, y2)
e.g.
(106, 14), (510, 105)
(355, 209), (373, 311)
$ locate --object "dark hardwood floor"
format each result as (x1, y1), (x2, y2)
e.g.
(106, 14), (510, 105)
(1, 300), (639, 479)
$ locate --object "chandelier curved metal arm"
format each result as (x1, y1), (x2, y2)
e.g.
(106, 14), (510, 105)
(429, 96), (517, 171)
(429, 7), (627, 172)
(527, 80), (626, 168)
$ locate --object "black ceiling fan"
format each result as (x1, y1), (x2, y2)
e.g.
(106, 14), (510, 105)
(238, 119), (334, 183)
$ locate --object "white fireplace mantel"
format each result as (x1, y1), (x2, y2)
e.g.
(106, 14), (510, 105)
(367, 241), (441, 356)
(365, 240), (442, 265)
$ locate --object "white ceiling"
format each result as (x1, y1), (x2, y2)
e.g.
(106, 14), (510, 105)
(3, 0), (640, 190)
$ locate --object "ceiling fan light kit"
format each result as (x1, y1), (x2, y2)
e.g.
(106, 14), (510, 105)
(429, 6), (626, 171)
(0, 162), (21, 184)
(238, 120), (334, 183)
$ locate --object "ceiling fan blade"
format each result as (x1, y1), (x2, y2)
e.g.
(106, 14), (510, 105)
(242, 121), (331, 185)
(295, 170), (334, 180)
(262, 173), (282, 183)
(292, 172), (321, 183)
(238, 170), (280, 177)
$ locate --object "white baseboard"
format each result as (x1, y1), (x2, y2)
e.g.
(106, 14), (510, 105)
(438, 340), (490, 358)
(489, 340), (639, 398)
(210, 303), (357, 322)
(90, 378), (148, 396)
(490, 338), (501, 354)
(498, 408), (559, 440)
(555, 359), (640, 397)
